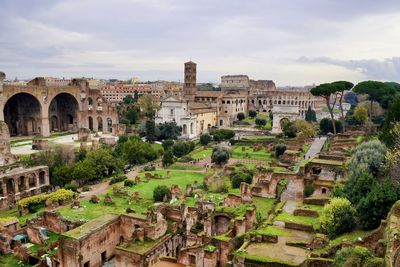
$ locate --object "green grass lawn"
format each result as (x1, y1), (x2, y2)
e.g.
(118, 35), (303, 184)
(255, 225), (294, 237)
(169, 163), (203, 171)
(58, 170), (207, 222)
(252, 197), (275, 218)
(0, 254), (32, 267)
(275, 211), (320, 230)
(0, 208), (43, 227)
(231, 146), (273, 161)
(189, 147), (213, 159)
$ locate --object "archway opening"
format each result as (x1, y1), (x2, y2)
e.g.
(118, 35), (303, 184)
(3, 93), (42, 136)
(88, 117), (94, 131)
(48, 93), (79, 133)
(97, 117), (103, 132)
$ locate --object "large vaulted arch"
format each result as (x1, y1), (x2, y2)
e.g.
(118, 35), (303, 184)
(3, 93), (42, 136)
(48, 93), (79, 132)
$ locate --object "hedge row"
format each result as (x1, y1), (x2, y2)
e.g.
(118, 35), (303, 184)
(17, 189), (75, 209)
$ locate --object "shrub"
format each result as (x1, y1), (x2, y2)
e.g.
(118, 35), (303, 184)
(109, 174), (127, 185)
(275, 144), (287, 158)
(17, 189), (75, 210)
(143, 165), (156, 171)
(153, 185), (170, 202)
(162, 139), (174, 150)
(333, 246), (384, 267)
(303, 185), (315, 198)
(282, 121), (297, 138)
(211, 146), (230, 165)
(64, 183), (79, 192)
(162, 149), (174, 167)
(320, 198), (356, 238)
(177, 155), (194, 162)
(249, 110), (257, 118)
(356, 179), (399, 230)
(172, 141), (194, 157)
(210, 129), (235, 141)
(200, 133), (212, 146)
(231, 172), (253, 188)
(124, 180), (135, 187)
(255, 118), (267, 126)
(237, 112), (245, 121)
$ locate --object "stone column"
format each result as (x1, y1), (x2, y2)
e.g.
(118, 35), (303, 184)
(41, 117), (50, 137)
(1, 182), (7, 196)
(35, 171), (40, 188)
(13, 177), (19, 193)
(24, 176), (29, 191)
(93, 117), (98, 132)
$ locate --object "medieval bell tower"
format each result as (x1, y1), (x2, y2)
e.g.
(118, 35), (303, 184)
(183, 61), (197, 98)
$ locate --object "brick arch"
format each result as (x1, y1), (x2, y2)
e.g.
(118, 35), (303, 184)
(3, 92), (43, 136)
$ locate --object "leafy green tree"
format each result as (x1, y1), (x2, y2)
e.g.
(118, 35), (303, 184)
(331, 81), (354, 132)
(162, 139), (174, 150)
(237, 112), (245, 121)
(380, 94), (400, 147)
(354, 104), (368, 125)
(231, 173), (252, 188)
(200, 133), (212, 146)
(122, 136), (161, 165)
(347, 140), (387, 178)
(305, 106), (317, 122)
(319, 118), (342, 134)
(320, 198), (356, 238)
(255, 118), (267, 126)
(158, 121), (181, 140)
(345, 173), (377, 205)
(122, 94), (135, 105)
(72, 161), (97, 185)
(153, 185), (170, 202)
(211, 146), (230, 165)
(145, 119), (157, 143)
(249, 110), (257, 118)
(353, 81), (396, 122)
(282, 121), (297, 138)
(311, 83), (340, 134)
(294, 119), (316, 138)
(172, 141), (193, 158)
(123, 107), (139, 125)
(53, 165), (75, 186)
(162, 149), (174, 167)
(356, 179), (399, 230)
(84, 148), (122, 178)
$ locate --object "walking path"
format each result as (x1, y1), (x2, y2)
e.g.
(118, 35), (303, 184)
(304, 136), (327, 159)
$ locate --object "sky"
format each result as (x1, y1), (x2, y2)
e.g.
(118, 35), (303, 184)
(0, 0), (399, 86)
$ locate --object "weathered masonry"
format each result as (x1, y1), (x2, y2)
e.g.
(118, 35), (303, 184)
(0, 166), (49, 210)
(0, 72), (118, 137)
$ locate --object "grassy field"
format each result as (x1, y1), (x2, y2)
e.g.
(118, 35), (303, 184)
(0, 208), (43, 227)
(58, 170), (206, 221)
(0, 254), (32, 267)
(252, 197), (275, 218)
(231, 145), (273, 161)
(168, 163), (203, 170)
(275, 211), (320, 230)
(189, 147), (213, 159)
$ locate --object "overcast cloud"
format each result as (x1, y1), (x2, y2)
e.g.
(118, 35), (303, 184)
(0, 0), (399, 85)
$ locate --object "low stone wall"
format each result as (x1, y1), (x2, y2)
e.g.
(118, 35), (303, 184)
(303, 258), (334, 267)
(285, 222), (314, 232)
(294, 208), (319, 218)
(303, 197), (330, 206)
